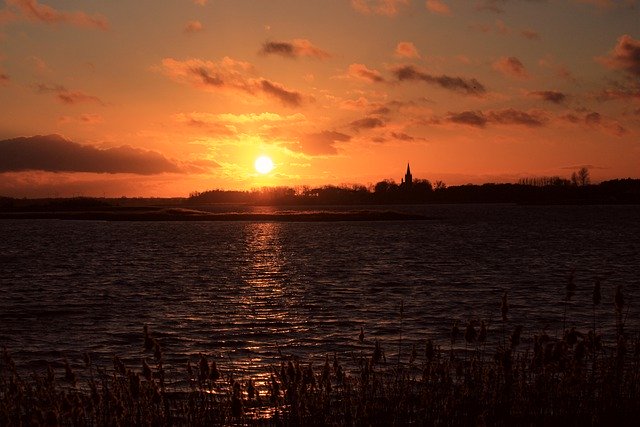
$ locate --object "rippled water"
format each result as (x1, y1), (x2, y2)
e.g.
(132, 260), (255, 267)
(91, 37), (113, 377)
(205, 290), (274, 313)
(1, 204), (638, 380)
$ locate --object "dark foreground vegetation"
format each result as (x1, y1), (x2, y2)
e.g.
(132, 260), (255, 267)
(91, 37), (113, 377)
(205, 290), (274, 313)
(2, 283), (639, 426)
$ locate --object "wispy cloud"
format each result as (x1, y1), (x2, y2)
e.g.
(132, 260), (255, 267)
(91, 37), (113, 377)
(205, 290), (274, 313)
(395, 41), (420, 58)
(597, 34), (640, 77)
(351, 0), (409, 16)
(392, 64), (486, 96)
(184, 20), (203, 34)
(260, 39), (330, 59)
(560, 111), (626, 136)
(346, 63), (386, 82)
(6, 0), (108, 30)
(159, 57), (306, 107)
(0, 134), (182, 174)
(446, 108), (547, 127)
(528, 90), (567, 104)
(493, 56), (529, 79)
(350, 117), (386, 131)
(35, 84), (104, 105)
(425, 0), (452, 15)
(297, 131), (351, 155)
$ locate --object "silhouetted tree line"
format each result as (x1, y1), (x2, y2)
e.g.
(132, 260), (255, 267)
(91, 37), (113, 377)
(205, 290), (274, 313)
(186, 177), (640, 206)
(1, 174), (639, 211)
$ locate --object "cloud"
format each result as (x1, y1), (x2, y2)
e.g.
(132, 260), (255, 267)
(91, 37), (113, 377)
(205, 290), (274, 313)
(260, 39), (330, 59)
(392, 64), (486, 95)
(395, 42), (420, 58)
(560, 111), (626, 136)
(350, 117), (386, 130)
(259, 79), (303, 106)
(59, 113), (104, 125)
(425, 0), (452, 15)
(0, 70), (9, 84)
(488, 108), (546, 126)
(521, 29), (540, 40)
(0, 134), (183, 174)
(346, 63), (385, 83)
(351, 0), (409, 16)
(528, 90), (567, 104)
(184, 20), (203, 34)
(297, 131), (351, 155)
(445, 108), (547, 127)
(193, 0), (208, 5)
(159, 57), (305, 107)
(447, 111), (488, 127)
(35, 84), (104, 105)
(575, 0), (638, 9)
(598, 34), (640, 77)
(6, 0), (108, 30)
(493, 56), (529, 79)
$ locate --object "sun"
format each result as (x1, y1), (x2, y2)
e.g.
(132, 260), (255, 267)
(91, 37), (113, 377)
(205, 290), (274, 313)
(254, 155), (274, 174)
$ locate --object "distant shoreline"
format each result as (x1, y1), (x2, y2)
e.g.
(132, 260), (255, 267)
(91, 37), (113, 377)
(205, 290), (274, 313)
(0, 207), (434, 222)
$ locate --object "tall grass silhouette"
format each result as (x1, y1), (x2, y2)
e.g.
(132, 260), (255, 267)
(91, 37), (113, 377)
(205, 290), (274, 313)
(1, 280), (639, 426)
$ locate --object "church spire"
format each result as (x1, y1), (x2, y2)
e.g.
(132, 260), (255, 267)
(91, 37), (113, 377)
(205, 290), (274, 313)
(404, 162), (412, 186)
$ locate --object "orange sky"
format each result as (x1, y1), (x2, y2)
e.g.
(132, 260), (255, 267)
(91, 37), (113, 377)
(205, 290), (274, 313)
(0, 0), (638, 197)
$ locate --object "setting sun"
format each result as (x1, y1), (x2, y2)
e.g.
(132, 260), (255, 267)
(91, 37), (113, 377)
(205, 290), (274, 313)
(254, 155), (274, 175)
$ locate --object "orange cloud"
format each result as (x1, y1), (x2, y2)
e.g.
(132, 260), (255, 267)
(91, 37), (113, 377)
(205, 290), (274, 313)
(350, 117), (386, 131)
(297, 131), (351, 155)
(528, 90), (567, 104)
(0, 134), (183, 174)
(425, 0), (451, 15)
(392, 64), (486, 95)
(493, 56), (529, 79)
(0, 69), (8, 84)
(446, 109), (547, 127)
(260, 39), (330, 59)
(6, 0), (108, 30)
(598, 34), (640, 77)
(347, 63), (385, 83)
(184, 20), (203, 34)
(159, 57), (305, 107)
(193, 0), (208, 5)
(35, 84), (104, 105)
(351, 0), (409, 16)
(395, 41), (420, 59)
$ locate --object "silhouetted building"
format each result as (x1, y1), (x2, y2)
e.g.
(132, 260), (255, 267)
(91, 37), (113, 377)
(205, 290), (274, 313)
(401, 163), (413, 188)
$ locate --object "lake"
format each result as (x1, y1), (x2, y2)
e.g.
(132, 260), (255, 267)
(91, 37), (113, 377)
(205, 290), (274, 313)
(1, 204), (638, 382)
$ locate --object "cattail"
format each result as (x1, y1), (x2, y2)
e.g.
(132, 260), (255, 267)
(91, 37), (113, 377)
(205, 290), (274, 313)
(451, 320), (460, 345)
(566, 269), (576, 301)
(565, 327), (578, 346)
(409, 344), (417, 364)
(358, 326), (364, 343)
(464, 321), (477, 344)
(425, 339), (435, 362)
(209, 361), (220, 381)
(247, 378), (256, 399)
(83, 353), (91, 369)
(113, 356), (126, 376)
(64, 359), (76, 386)
(501, 292), (508, 321)
(510, 325), (523, 349)
(593, 278), (602, 305)
(615, 285), (624, 312)
(153, 342), (162, 362)
(142, 359), (152, 381)
(373, 340), (382, 364)
(478, 321), (487, 343)
(198, 354), (209, 380)
(143, 325), (154, 351)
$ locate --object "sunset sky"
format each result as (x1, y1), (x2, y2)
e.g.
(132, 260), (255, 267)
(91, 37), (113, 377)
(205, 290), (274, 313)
(0, 0), (638, 197)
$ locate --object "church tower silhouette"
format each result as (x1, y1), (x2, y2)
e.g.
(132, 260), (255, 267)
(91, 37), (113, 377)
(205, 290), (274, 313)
(404, 163), (413, 187)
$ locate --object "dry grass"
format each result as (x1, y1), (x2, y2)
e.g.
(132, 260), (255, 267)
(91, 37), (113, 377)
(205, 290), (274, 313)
(2, 289), (640, 426)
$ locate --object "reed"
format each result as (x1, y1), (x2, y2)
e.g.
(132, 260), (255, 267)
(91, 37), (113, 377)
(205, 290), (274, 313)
(1, 284), (639, 426)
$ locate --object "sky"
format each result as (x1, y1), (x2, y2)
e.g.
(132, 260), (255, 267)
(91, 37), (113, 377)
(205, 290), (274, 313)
(0, 0), (638, 197)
